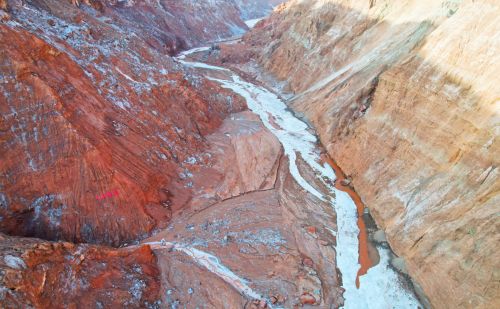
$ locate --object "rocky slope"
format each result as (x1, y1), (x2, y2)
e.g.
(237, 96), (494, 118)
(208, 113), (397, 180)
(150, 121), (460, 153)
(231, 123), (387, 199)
(145, 0), (248, 48)
(0, 1), (273, 307)
(219, 0), (500, 308)
(1, 0), (498, 308)
(1, 0), (248, 54)
(234, 0), (284, 19)
(0, 233), (161, 308)
(2, 1), (361, 308)
(0, 0), (247, 246)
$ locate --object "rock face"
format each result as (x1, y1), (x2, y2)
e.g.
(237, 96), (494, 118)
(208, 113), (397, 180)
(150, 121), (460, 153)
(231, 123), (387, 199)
(72, 0), (248, 53)
(228, 0), (500, 308)
(234, 0), (284, 19)
(142, 0), (248, 49)
(1, 0), (498, 307)
(144, 110), (344, 308)
(0, 233), (161, 308)
(0, 0), (246, 246)
(195, 111), (282, 201)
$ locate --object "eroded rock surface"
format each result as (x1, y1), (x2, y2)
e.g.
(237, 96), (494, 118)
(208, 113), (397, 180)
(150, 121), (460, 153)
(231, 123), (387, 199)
(220, 0), (500, 308)
(144, 109), (344, 307)
(234, 0), (284, 20)
(2, 0), (498, 308)
(0, 233), (161, 308)
(0, 0), (246, 246)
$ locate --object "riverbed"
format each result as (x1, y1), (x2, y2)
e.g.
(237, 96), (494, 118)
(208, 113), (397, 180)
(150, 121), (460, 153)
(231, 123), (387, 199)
(157, 47), (424, 308)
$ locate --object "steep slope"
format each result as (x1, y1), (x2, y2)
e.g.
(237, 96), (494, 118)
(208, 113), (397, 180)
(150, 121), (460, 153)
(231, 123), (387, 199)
(234, 0), (284, 19)
(0, 0), (246, 246)
(221, 0), (500, 308)
(79, 0), (249, 53)
(0, 233), (161, 308)
(150, 0), (248, 48)
(1, 0), (498, 308)
(1, 0), (248, 54)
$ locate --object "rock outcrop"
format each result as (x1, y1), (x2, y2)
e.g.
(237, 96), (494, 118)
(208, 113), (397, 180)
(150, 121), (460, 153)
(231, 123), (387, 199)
(69, 0), (248, 53)
(225, 0), (500, 308)
(1, 0), (498, 307)
(234, 0), (284, 19)
(0, 233), (161, 308)
(0, 0), (246, 246)
(143, 110), (344, 308)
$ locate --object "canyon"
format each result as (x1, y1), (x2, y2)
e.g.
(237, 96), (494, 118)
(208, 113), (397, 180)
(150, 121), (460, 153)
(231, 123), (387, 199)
(1, 0), (499, 308)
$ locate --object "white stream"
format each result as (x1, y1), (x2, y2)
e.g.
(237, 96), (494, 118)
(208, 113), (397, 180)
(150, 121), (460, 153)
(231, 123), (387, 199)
(172, 48), (422, 308)
(144, 241), (268, 305)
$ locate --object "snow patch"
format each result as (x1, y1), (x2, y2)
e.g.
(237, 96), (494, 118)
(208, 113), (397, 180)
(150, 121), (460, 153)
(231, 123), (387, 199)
(4, 255), (27, 270)
(145, 241), (280, 307)
(245, 18), (263, 29)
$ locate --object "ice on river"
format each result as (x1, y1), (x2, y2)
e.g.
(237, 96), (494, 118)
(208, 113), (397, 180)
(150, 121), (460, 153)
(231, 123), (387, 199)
(175, 51), (422, 308)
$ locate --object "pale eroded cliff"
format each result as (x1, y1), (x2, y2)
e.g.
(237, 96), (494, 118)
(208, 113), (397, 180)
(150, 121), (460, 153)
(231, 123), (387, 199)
(235, 0), (500, 307)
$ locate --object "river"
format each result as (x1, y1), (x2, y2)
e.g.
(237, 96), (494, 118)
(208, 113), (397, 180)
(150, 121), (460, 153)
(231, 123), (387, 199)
(172, 47), (423, 308)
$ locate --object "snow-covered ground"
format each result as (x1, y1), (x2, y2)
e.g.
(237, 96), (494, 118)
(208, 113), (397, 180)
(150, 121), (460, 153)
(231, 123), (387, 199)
(176, 46), (211, 60)
(244, 18), (263, 29)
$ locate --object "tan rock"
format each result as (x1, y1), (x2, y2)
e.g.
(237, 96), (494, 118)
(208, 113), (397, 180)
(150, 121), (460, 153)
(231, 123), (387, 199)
(318, 240), (329, 246)
(0, 0), (7, 11)
(232, 0), (500, 308)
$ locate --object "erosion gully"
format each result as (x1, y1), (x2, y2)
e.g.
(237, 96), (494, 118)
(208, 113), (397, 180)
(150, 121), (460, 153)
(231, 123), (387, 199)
(133, 46), (423, 308)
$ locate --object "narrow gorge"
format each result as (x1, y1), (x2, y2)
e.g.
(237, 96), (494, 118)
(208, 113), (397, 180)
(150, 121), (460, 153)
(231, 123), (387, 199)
(0, 0), (498, 308)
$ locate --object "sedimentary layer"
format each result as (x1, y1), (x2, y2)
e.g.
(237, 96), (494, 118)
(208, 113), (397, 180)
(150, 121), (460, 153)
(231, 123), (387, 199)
(0, 0), (246, 246)
(227, 0), (500, 307)
(0, 233), (161, 308)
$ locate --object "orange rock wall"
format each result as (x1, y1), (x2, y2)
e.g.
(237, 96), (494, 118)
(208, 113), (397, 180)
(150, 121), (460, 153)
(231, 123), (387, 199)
(0, 233), (161, 308)
(0, 0), (246, 245)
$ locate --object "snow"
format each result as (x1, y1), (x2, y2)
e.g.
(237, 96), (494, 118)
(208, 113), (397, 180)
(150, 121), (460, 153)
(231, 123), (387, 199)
(176, 49), (422, 308)
(113, 100), (131, 110)
(116, 67), (138, 83)
(179, 60), (230, 72)
(244, 18), (263, 29)
(0, 193), (8, 209)
(175, 245), (264, 300)
(176, 46), (211, 60)
(145, 241), (280, 308)
(4, 255), (27, 270)
(207, 73), (332, 202)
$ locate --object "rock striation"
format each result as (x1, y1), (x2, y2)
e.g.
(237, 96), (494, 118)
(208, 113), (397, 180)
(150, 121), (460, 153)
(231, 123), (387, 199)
(234, 0), (284, 19)
(0, 0), (247, 246)
(225, 0), (500, 308)
(1, 0), (498, 307)
(0, 233), (161, 308)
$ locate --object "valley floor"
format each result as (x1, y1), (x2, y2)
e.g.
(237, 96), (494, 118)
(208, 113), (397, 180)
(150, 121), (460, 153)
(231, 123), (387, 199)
(137, 47), (425, 308)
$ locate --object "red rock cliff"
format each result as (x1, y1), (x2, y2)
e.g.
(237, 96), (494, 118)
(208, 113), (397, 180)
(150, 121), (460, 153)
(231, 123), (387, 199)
(0, 0), (246, 246)
(0, 233), (161, 308)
